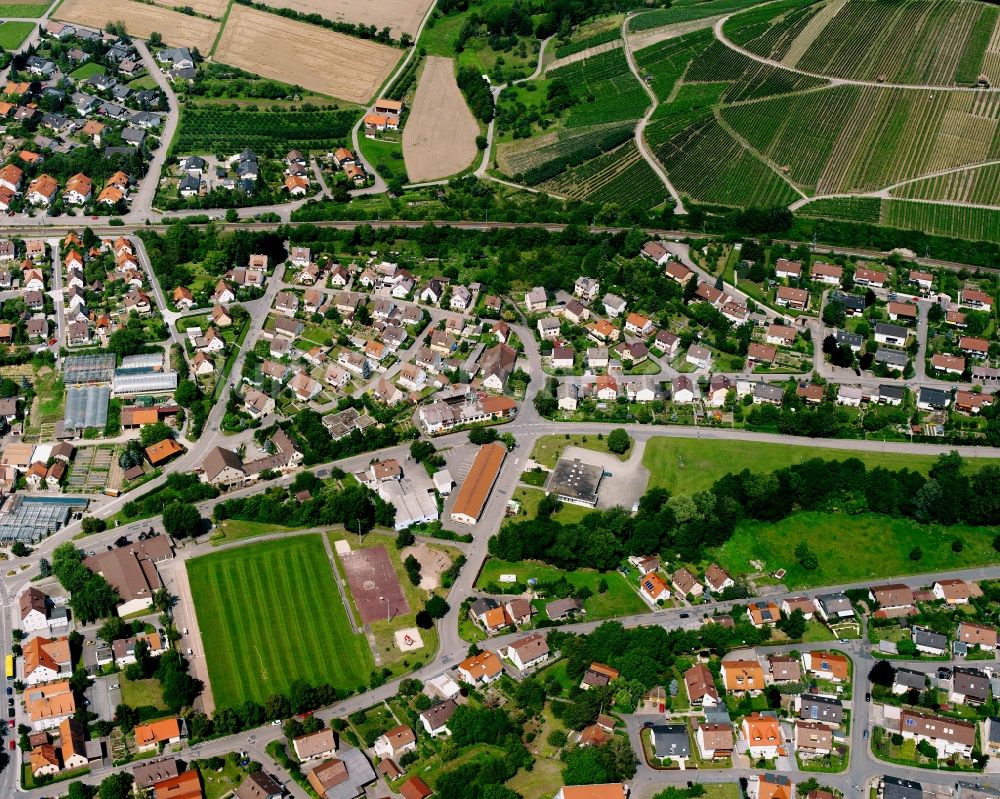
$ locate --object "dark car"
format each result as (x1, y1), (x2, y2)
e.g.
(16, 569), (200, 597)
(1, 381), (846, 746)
(5, 687), (11, 696)
(7, 708), (14, 718)
(865, 692), (871, 702)
(679, 613), (690, 618)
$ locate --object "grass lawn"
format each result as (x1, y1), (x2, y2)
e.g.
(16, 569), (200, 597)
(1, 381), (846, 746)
(714, 511), (1000, 589)
(0, 21), (33, 49)
(507, 757), (562, 798)
(199, 759), (247, 799)
(643, 437), (992, 496)
(210, 518), (293, 545)
(0, 1), (50, 13)
(68, 61), (106, 80)
(530, 434), (630, 469)
(800, 620), (836, 643)
(188, 535), (373, 708)
(510, 487), (595, 525)
(701, 783), (742, 799)
(119, 676), (168, 718)
(476, 558), (647, 619)
(127, 75), (158, 90)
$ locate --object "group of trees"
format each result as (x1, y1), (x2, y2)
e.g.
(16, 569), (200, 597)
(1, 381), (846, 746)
(290, 407), (413, 466)
(121, 472), (219, 521)
(51, 543), (118, 623)
(213, 481), (395, 534)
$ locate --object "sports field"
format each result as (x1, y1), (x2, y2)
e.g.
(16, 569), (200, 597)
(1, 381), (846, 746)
(187, 536), (372, 709)
(642, 437), (995, 496)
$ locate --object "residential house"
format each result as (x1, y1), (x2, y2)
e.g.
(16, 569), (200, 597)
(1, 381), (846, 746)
(580, 663), (620, 691)
(747, 600), (780, 627)
(686, 344), (711, 369)
(768, 655), (802, 683)
(775, 259), (802, 279)
(896, 709), (975, 757)
(22, 636), (71, 685)
(802, 651), (849, 682)
(480, 343), (516, 392)
(652, 724), (690, 765)
(913, 627), (948, 656)
(957, 622), (997, 651)
(813, 593), (855, 623)
(457, 651), (503, 686)
(776, 286), (808, 310)
(741, 713), (782, 759)
(602, 293), (626, 318)
(695, 722), (733, 760)
(624, 312), (653, 337)
(950, 668), (991, 705)
(507, 633), (550, 671)
(870, 584), (916, 617)
(704, 564), (734, 594)
(854, 267), (887, 287)
(810, 262), (843, 285)
(575, 276), (600, 302)
(722, 659), (765, 694)
(684, 663), (720, 706)
(419, 700), (457, 737)
(640, 572), (670, 603)
(797, 694), (843, 726)
(781, 596), (815, 621)
(524, 287), (547, 311)
(796, 721), (833, 758)
(875, 323), (908, 346)
(20, 588), (51, 633)
(293, 728), (338, 761)
(26, 681), (75, 730)
(671, 567), (702, 599)
(538, 317), (561, 340)
(133, 718), (184, 752)
(373, 725), (417, 761)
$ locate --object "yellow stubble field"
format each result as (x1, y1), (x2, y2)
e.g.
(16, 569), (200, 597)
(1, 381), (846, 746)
(258, 0), (433, 37)
(55, 0), (220, 50)
(212, 4), (402, 103)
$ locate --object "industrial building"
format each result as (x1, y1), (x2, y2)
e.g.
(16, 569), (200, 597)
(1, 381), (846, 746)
(546, 458), (604, 507)
(449, 442), (507, 525)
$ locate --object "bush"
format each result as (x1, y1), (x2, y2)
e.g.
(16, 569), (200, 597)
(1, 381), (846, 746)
(606, 428), (631, 454)
(909, 546), (923, 561)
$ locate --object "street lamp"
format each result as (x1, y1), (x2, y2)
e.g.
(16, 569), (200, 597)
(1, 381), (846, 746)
(379, 595), (390, 624)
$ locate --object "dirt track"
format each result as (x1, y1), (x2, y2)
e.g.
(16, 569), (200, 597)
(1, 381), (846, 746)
(403, 56), (480, 182)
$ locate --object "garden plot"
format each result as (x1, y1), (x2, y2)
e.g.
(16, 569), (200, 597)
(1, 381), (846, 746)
(55, 0), (220, 50)
(212, 4), (401, 104)
(262, 0), (433, 37)
(66, 446), (115, 493)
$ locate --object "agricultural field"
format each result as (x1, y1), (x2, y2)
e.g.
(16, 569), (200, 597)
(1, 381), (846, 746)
(548, 48), (650, 128)
(402, 56), (479, 182)
(890, 162), (1000, 204)
(538, 140), (665, 209)
(212, 4), (401, 104)
(0, 1), (51, 16)
(265, 0), (434, 37)
(496, 121), (635, 184)
(629, 0), (760, 31)
(728, 0), (1000, 87)
(0, 21), (34, 50)
(188, 535), (372, 709)
(149, 0), (227, 16)
(55, 0), (220, 50)
(722, 85), (1000, 194)
(797, 195), (882, 223)
(634, 28), (714, 101)
(173, 107), (357, 154)
(657, 116), (801, 206)
(494, 48), (649, 188)
(642, 437), (992, 496)
(880, 199), (1000, 244)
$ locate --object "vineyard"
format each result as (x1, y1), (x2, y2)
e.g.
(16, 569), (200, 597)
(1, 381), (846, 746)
(682, 37), (828, 101)
(797, 196), (882, 223)
(646, 82), (726, 149)
(881, 199), (1000, 243)
(726, 0), (999, 87)
(657, 116), (801, 206)
(555, 27), (622, 59)
(538, 141), (666, 209)
(891, 163), (1000, 205)
(549, 48), (650, 127)
(634, 29), (714, 100)
(629, 0), (761, 31)
(722, 85), (1000, 194)
(173, 107), (357, 154)
(496, 121), (636, 184)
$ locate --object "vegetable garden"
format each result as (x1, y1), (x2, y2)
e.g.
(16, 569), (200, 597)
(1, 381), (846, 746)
(173, 107), (357, 154)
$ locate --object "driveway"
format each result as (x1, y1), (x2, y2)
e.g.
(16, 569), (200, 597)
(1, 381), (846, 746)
(88, 673), (119, 723)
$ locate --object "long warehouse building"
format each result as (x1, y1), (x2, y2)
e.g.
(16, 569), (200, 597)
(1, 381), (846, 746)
(449, 441), (507, 525)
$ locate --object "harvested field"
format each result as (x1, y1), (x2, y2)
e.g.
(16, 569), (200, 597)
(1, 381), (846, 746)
(212, 4), (400, 104)
(403, 56), (479, 181)
(259, 0), (433, 37)
(55, 0), (220, 50)
(150, 0), (228, 17)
